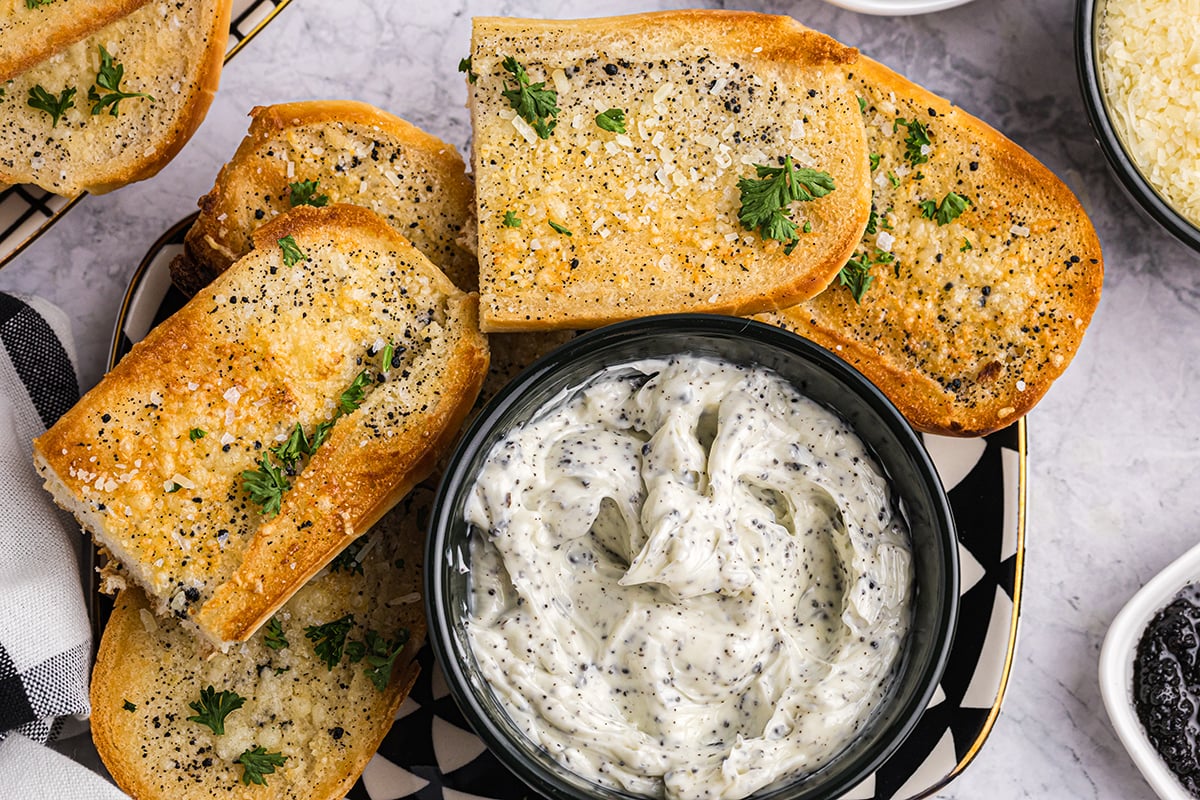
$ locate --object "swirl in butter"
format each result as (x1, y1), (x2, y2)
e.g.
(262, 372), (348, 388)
(465, 355), (913, 800)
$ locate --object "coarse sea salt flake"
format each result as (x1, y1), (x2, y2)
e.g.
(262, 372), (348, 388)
(876, 231), (896, 252)
(223, 387), (240, 404)
(1010, 224), (1031, 237)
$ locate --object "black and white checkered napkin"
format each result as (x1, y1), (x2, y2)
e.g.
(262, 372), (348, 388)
(0, 294), (127, 797)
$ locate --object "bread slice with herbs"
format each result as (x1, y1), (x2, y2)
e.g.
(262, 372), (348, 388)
(758, 55), (1103, 436)
(91, 487), (428, 800)
(33, 204), (489, 649)
(0, 0), (230, 195)
(171, 100), (479, 296)
(469, 10), (871, 331)
(0, 0), (153, 83)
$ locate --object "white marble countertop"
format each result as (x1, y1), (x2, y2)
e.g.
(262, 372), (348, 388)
(1, 0), (1187, 797)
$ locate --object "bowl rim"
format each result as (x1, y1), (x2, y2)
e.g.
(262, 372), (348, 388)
(425, 313), (959, 800)
(1099, 541), (1200, 800)
(1074, 0), (1200, 252)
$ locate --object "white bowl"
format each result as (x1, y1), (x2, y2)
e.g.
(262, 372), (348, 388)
(817, 0), (976, 15)
(1099, 541), (1200, 800)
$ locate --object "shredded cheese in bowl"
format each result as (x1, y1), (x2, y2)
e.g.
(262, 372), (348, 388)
(1098, 0), (1200, 227)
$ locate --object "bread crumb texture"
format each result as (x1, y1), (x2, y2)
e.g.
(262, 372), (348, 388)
(33, 205), (487, 646)
(185, 101), (477, 293)
(91, 491), (427, 800)
(471, 11), (871, 331)
(0, 0), (228, 194)
(761, 58), (1102, 436)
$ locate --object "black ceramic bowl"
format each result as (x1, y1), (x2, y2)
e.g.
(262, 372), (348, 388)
(426, 315), (959, 800)
(1075, 0), (1200, 253)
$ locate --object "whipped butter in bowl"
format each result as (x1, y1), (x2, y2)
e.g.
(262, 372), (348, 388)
(427, 315), (958, 800)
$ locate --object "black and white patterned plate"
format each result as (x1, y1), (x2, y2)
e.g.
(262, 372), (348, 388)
(107, 218), (1027, 800)
(0, 0), (293, 271)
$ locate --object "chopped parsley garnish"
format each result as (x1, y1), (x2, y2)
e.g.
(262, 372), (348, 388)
(886, 171), (900, 188)
(166, 482), (183, 494)
(278, 235), (305, 267)
(502, 211), (521, 227)
(918, 191), (972, 226)
(338, 370), (371, 414)
(310, 419), (335, 451)
(894, 117), (932, 167)
(27, 85), (74, 127)
(236, 746), (287, 786)
(186, 686), (245, 735)
(869, 153), (881, 171)
(288, 179), (328, 208)
(595, 107), (627, 134)
(88, 46), (154, 117)
(264, 616), (288, 651)
(857, 96), (867, 113)
(241, 453), (290, 517)
(802, 220), (813, 233)
(548, 220), (573, 236)
(380, 342), (395, 374)
(122, 699), (136, 712)
(271, 423), (311, 472)
(500, 56), (558, 139)
(358, 629), (411, 692)
(961, 237), (973, 252)
(838, 252), (875, 304)
(305, 614), (355, 670)
(25, 0), (55, 8)
(737, 155), (835, 248)
(188, 427), (206, 441)
(457, 55), (477, 84)
(329, 540), (365, 575)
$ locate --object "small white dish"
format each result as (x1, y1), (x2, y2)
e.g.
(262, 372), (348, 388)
(1099, 541), (1200, 800)
(818, 0), (976, 15)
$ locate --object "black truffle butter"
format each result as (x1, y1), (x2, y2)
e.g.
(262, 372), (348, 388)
(1135, 583), (1200, 796)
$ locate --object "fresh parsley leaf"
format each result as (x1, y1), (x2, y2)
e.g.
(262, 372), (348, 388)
(329, 540), (365, 575)
(187, 686), (245, 735)
(360, 629), (410, 692)
(866, 203), (879, 236)
(188, 427), (206, 441)
(502, 210), (521, 228)
(25, 0), (55, 8)
(857, 96), (867, 113)
(869, 153), (881, 171)
(288, 179), (328, 208)
(838, 252), (875, 304)
(241, 454), (289, 518)
(918, 191), (972, 226)
(87, 46), (154, 117)
(27, 84), (74, 127)
(548, 220), (573, 236)
(802, 220), (812, 234)
(961, 237), (973, 252)
(304, 614), (355, 670)
(166, 482), (183, 494)
(457, 55), (477, 84)
(236, 746), (287, 786)
(271, 423), (310, 471)
(380, 342), (395, 374)
(310, 419), (335, 451)
(278, 235), (305, 267)
(338, 370), (371, 414)
(264, 616), (288, 651)
(737, 156), (835, 247)
(894, 117), (932, 167)
(595, 107), (626, 134)
(122, 699), (136, 712)
(886, 171), (900, 188)
(500, 56), (558, 139)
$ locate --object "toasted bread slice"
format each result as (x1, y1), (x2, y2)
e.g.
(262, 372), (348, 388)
(91, 487), (428, 800)
(0, 0), (230, 195)
(34, 205), (489, 649)
(470, 10), (871, 331)
(0, 0), (152, 83)
(759, 56), (1103, 436)
(172, 101), (478, 296)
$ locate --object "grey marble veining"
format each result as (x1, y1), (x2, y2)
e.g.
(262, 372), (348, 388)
(2, 0), (1192, 797)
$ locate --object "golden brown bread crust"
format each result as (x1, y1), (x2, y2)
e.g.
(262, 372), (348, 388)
(91, 490), (428, 800)
(173, 100), (478, 295)
(759, 56), (1103, 436)
(34, 205), (489, 648)
(471, 10), (871, 331)
(0, 0), (152, 83)
(0, 0), (230, 195)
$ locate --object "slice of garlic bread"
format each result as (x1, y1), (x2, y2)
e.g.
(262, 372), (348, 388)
(34, 205), (489, 649)
(172, 101), (478, 296)
(0, 0), (230, 195)
(91, 487), (428, 800)
(759, 55), (1103, 436)
(0, 0), (152, 83)
(469, 10), (871, 331)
